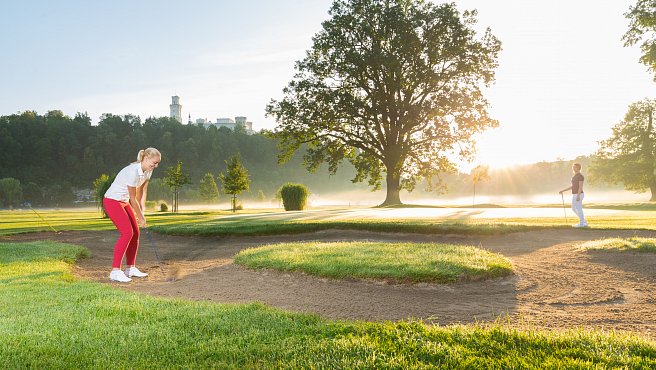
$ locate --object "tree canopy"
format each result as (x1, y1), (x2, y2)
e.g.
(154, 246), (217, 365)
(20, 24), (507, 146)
(624, 0), (656, 80)
(266, 0), (501, 205)
(591, 99), (656, 201)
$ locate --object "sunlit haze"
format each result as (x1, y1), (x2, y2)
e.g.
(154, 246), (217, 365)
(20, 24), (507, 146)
(1, 0), (652, 172)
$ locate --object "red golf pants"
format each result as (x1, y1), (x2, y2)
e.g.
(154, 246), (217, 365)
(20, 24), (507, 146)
(103, 197), (140, 269)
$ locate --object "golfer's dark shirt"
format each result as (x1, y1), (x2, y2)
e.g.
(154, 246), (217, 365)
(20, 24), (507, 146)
(571, 173), (584, 194)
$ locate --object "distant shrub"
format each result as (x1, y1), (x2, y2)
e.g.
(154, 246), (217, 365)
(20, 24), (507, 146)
(279, 183), (310, 211)
(145, 200), (157, 211)
(235, 203), (243, 211)
(92, 174), (114, 218)
(159, 201), (169, 212)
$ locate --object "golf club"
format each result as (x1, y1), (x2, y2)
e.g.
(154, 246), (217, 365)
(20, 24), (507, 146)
(30, 206), (62, 234)
(144, 228), (176, 282)
(560, 193), (568, 225)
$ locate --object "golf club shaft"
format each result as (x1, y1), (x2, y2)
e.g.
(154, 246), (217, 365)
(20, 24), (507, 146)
(144, 229), (168, 277)
(30, 206), (59, 233)
(561, 193), (568, 224)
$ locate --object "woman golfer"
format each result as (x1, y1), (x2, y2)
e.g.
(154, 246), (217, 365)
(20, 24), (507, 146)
(104, 148), (161, 282)
(559, 162), (588, 228)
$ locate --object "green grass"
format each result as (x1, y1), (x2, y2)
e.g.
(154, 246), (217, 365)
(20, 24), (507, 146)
(151, 218), (551, 236)
(1, 241), (656, 368)
(585, 202), (656, 211)
(0, 209), (225, 236)
(150, 215), (656, 236)
(234, 241), (513, 283)
(580, 237), (656, 252)
(4, 207), (656, 239)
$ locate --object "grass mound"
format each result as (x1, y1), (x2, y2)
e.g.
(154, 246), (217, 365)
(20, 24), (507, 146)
(580, 237), (656, 252)
(234, 241), (513, 283)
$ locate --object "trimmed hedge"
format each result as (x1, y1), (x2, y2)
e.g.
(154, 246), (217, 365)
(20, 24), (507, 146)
(279, 183), (310, 211)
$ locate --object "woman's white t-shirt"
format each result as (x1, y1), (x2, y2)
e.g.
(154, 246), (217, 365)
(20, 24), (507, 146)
(104, 162), (152, 202)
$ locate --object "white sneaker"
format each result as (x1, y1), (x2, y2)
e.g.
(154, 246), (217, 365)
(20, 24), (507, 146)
(125, 266), (148, 278)
(573, 224), (589, 228)
(109, 270), (132, 283)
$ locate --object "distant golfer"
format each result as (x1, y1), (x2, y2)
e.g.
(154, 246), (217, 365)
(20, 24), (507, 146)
(559, 162), (588, 228)
(103, 148), (161, 282)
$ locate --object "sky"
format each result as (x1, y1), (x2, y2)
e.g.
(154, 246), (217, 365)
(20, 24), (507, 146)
(1, 0), (653, 172)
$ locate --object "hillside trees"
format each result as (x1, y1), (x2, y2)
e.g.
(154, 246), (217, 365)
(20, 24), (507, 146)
(0, 110), (362, 207)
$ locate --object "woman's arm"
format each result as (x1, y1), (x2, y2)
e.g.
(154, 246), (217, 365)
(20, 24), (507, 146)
(137, 180), (149, 211)
(559, 186), (572, 194)
(128, 186), (146, 227)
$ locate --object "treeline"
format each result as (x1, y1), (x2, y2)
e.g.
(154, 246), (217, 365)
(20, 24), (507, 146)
(0, 110), (362, 207)
(0, 110), (624, 208)
(430, 156), (621, 198)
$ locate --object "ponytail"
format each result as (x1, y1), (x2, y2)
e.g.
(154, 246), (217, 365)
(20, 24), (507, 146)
(136, 147), (161, 163)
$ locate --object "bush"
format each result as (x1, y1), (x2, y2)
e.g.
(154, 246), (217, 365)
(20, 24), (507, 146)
(145, 201), (157, 211)
(0, 178), (22, 209)
(278, 183), (310, 211)
(159, 201), (169, 212)
(92, 174), (114, 218)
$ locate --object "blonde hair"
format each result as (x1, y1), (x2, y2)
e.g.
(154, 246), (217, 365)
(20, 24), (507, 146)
(136, 147), (161, 163)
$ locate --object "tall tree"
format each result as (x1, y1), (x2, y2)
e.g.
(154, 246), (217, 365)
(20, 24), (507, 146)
(163, 161), (191, 212)
(470, 165), (490, 207)
(591, 99), (656, 200)
(219, 153), (251, 212)
(624, 0), (656, 80)
(266, 0), (500, 205)
(199, 173), (220, 204)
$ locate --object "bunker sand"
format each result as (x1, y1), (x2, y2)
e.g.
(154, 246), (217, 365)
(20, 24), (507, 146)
(5, 228), (656, 337)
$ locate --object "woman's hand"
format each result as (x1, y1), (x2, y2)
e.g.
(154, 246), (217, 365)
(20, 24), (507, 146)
(138, 215), (147, 228)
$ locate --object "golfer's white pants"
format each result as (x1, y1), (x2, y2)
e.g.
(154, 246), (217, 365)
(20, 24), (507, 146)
(571, 193), (586, 225)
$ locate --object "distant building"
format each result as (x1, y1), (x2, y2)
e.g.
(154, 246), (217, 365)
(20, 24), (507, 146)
(168, 95), (254, 134)
(169, 96), (182, 123)
(195, 116), (254, 134)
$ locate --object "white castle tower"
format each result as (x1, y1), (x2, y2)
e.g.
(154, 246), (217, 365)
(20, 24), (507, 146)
(169, 95), (182, 123)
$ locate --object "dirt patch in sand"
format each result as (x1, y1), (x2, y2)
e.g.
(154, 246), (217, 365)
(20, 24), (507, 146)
(3, 228), (656, 337)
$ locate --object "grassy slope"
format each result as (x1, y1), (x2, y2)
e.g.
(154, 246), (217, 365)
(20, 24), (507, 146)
(0, 242), (655, 368)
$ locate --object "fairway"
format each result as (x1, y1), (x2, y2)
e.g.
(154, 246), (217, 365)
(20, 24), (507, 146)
(180, 206), (646, 221)
(5, 225), (656, 337)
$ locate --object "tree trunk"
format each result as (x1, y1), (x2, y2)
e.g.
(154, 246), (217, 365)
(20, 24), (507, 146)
(380, 171), (402, 206)
(645, 110), (655, 202)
